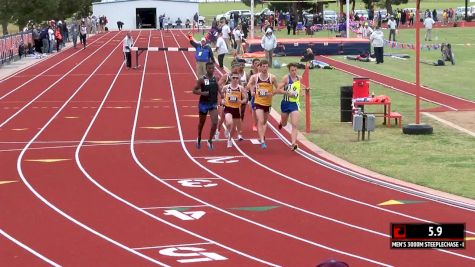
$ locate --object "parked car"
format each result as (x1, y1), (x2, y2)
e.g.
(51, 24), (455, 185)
(215, 10), (251, 21)
(255, 8), (274, 17)
(198, 15), (205, 25)
(354, 9), (369, 20)
(376, 9), (388, 22)
(323, 10), (338, 23)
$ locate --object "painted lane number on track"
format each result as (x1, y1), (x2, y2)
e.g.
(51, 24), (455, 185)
(159, 247), (227, 263)
(164, 209), (206, 221)
(177, 179), (218, 188)
(205, 156), (239, 164)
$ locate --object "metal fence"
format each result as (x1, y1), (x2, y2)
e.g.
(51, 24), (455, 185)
(0, 31), (32, 65)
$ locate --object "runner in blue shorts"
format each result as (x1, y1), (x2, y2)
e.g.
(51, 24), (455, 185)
(193, 62), (223, 149)
(277, 62), (308, 151)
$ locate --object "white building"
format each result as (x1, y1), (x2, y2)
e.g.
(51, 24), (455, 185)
(92, 0), (199, 30)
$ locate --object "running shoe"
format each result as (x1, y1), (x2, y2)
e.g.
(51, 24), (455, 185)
(214, 131), (220, 140)
(207, 140), (213, 150)
(227, 140), (233, 148)
(252, 125), (257, 131)
(261, 142), (267, 149)
(195, 138), (201, 149)
(291, 144), (298, 151)
(224, 130), (230, 139)
(237, 134), (244, 141)
(278, 122), (283, 130)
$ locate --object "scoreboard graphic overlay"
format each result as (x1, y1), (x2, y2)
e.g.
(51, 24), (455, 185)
(391, 223), (466, 249)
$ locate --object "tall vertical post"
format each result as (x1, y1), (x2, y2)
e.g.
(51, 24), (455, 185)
(251, 0), (255, 40)
(303, 63), (311, 133)
(346, 0), (350, 38)
(415, 0), (421, 124)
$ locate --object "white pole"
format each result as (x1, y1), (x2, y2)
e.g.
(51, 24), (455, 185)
(346, 0), (350, 38)
(251, 0), (255, 40)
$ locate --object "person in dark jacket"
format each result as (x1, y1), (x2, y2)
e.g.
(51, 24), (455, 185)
(300, 48), (314, 62)
(188, 35), (216, 77)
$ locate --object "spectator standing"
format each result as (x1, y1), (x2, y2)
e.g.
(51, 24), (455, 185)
(32, 25), (41, 53)
(40, 26), (49, 54)
(123, 32), (133, 69)
(54, 26), (62, 52)
(79, 20), (87, 49)
(388, 16), (397, 41)
(233, 24), (243, 55)
(189, 35), (215, 77)
(48, 26), (54, 53)
(261, 28), (277, 67)
(362, 22), (373, 39)
(70, 21), (78, 48)
(193, 12), (199, 30)
(370, 26), (384, 64)
(221, 20), (231, 53)
(423, 15), (435, 41)
(159, 15), (164, 30)
(215, 32), (228, 69)
(117, 21), (124, 30)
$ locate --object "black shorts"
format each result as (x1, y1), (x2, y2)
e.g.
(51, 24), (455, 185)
(224, 106), (241, 119)
(253, 103), (270, 113)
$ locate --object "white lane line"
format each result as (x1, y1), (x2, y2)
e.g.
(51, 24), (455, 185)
(0, 34), (110, 99)
(141, 205), (208, 210)
(133, 242), (212, 251)
(129, 29), (390, 267)
(0, 228), (61, 267)
(321, 55), (475, 107)
(74, 30), (274, 266)
(122, 30), (279, 267)
(178, 29), (475, 263)
(162, 178), (223, 181)
(16, 31), (169, 266)
(0, 34), (124, 128)
(422, 112), (475, 137)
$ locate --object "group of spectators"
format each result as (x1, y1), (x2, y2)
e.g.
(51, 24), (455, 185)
(19, 16), (101, 59)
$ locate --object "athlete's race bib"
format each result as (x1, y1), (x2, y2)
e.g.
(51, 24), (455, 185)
(204, 79), (209, 85)
(258, 90), (268, 97)
(229, 96), (238, 102)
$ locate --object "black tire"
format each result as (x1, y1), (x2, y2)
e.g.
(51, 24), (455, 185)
(402, 123), (433, 135)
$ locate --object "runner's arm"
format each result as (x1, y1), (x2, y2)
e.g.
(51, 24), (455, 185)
(192, 79), (209, 96)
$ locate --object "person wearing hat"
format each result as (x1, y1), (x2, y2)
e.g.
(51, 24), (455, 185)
(388, 16), (397, 41)
(261, 28), (277, 68)
(370, 26), (384, 64)
(215, 31), (228, 69)
(123, 32), (134, 69)
(362, 22), (373, 39)
(189, 34), (216, 77)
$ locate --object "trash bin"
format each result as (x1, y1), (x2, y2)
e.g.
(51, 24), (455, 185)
(340, 86), (353, 122)
(352, 77), (370, 99)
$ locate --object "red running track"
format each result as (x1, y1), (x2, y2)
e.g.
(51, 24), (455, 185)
(318, 56), (475, 112)
(0, 29), (474, 266)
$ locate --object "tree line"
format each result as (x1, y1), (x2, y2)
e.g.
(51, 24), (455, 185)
(0, 0), (100, 35)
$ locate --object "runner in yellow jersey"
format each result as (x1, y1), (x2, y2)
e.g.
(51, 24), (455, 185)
(246, 59), (278, 149)
(277, 62), (308, 151)
(222, 72), (248, 148)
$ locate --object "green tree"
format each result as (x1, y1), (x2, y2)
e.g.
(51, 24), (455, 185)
(0, 0), (15, 34)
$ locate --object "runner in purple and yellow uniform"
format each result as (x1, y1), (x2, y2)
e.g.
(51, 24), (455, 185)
(246, 59), (278, 149)
(222, 72), (248, 148)
(277, 62), (308, 151)
(216, 60), (241, 140)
